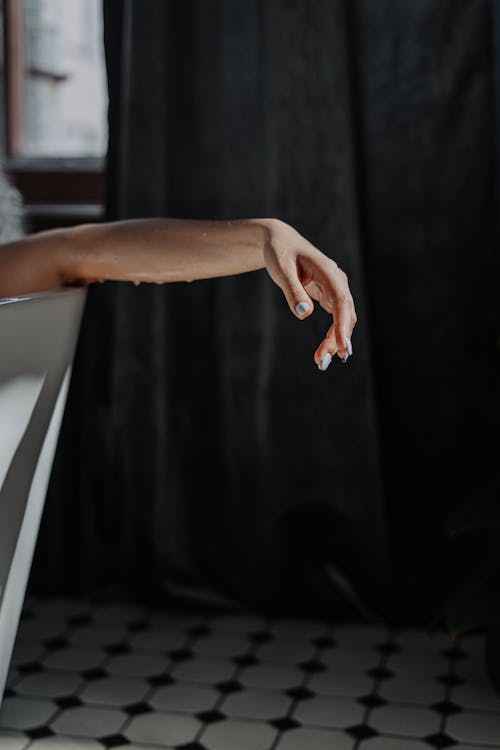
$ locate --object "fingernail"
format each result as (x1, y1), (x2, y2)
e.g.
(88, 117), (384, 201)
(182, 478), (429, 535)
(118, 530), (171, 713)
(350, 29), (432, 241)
(346, 337), (353, 356)
(295, 301), (310, 315)
(341, 353), (349, 363)
(318, 353), (332, 371)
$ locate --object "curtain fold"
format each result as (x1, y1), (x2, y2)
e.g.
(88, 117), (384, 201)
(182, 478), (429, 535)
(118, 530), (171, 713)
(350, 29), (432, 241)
(30, 0), (498, 626)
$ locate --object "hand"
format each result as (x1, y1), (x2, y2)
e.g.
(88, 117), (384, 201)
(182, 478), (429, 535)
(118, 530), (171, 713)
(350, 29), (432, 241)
(262, 219), (357, 370)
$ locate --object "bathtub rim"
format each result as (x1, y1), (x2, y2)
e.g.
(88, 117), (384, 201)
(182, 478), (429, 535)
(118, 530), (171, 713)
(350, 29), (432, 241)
(0, 286), (85, 306)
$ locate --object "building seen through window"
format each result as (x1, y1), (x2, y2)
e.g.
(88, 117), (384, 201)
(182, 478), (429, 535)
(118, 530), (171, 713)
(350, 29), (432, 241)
(19, 0), (107, 157)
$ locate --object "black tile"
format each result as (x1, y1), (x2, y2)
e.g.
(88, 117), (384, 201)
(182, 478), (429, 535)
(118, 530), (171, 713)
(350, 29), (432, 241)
(299, 659), (326, 674)
(25, 727), (54, 739)
(311, 635), (336, 648)
(44, 636), (69, 651)
(346, 724), (378, 740)
(286, 686), (315, 701)
(55, 695), (83, 709)
(17, 661), (43, 674)
(148, 673), (175, 687)
(169, 647), (194, 661)
(125, 701), (153, 716)
(366, 666), (394, 680)
(216, 679), (243, 694)
(358, 694), (387, 708)
(81, 667), (108, 680)
(100, 734), (130, 748)
(423, 733), (457, 748)
(67, 614), (93, 627)
(431, 700), (462, 716)
(248, 630), (274, 644)
(187, 624), (212, 638)
(270, 716), (301, 731)
(196, 709), (225, 723)
(177, 743), (207, 750)
(233, 654), (260, 667)
(106, 642), (131, 655)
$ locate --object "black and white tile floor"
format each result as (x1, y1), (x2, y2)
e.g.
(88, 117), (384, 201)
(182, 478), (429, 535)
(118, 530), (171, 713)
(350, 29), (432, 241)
(1, 595), (499, 749)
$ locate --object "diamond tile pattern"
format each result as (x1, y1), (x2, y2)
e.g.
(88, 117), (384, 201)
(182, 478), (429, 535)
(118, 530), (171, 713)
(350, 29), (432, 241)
(0, 595), (498, 749)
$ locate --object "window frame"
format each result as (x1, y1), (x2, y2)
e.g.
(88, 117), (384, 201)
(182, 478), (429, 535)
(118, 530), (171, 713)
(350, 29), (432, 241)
(2, 0), (105, 231)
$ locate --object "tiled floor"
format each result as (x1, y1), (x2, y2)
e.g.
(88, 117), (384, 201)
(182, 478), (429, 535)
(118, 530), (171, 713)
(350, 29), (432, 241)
(1, 595), (499, 749)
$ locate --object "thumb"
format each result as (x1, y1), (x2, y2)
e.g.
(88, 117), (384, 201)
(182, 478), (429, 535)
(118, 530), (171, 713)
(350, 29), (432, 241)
(280, 271), (314, 319)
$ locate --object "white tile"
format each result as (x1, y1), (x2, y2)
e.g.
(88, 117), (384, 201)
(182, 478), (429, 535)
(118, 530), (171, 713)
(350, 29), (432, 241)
(269, 619), (328, 641)
(385, 650), (449, 678)
(221, 688), (291, 720)
(29, 739), (103, 749)
(451, 679), (500, 712)
(210, 615), (268, 634)
(0, 731), (29, 750)
(150, 683), (219, 712)
(393, 628), (454, 652)
(15, 671), (81, 699)
(30, 598), (90, 620)
(455, 655), (489, 683)
(293, 695), (364, 729)
(320, 645), (380, 671)
(50, 706), (126, 737)
(275, 727), (355, 750)
(171, 656), (235, 684)
(256, 640), (315, 665)
(80, 677), (149, 707)
(69, 624), (127, 647)
(201, 718), (277, 750)
(17, 618), (67, 642)
(379, 676), (445, 705)
(148, 611), (207, 630)
(105, 652), (169, 678)
(459, 634), (485, 656)
(370, 705), (441, 736)
(331, 624), (390, 646)
(448, 710), (500, 745)
(42, 647), (106, 672)
(125, 712), (200, 745)
(91, 603), (147, 624)
(191, 633), (249, 659)
(10, 641), (44, 666)
(358, 738), (430, 749)
(129, 628), (186, 652)
(239, 663), (302, 690)
(309, 669), (373, 698)
(0, 697), (56, 730)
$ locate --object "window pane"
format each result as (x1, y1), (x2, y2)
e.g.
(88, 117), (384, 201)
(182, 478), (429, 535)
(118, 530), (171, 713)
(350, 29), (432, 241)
(20, 0), (107, 157)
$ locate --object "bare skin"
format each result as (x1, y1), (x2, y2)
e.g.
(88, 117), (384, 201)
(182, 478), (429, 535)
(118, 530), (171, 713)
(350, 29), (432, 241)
(0, 217), (357, 368)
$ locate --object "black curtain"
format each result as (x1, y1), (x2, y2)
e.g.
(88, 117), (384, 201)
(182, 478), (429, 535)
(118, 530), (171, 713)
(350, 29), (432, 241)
(30, 0), (499, 626)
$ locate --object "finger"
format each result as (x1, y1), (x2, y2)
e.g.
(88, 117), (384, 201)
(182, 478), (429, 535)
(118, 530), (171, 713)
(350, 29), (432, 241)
(314, 322), (338, 371)
(327, 272), (355, 357)
(280, 263), (315, 320)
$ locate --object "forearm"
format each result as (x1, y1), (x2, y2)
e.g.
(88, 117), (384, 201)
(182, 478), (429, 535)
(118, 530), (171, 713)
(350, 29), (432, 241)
(0, 217), (272, 298)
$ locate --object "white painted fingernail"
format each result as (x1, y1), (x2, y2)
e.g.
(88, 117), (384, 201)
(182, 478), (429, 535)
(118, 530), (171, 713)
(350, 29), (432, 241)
(346, 337), (353, 356)
(341, 353), (349, 363)
(295, 301), (310, 315)
(318, 353), (332, 371)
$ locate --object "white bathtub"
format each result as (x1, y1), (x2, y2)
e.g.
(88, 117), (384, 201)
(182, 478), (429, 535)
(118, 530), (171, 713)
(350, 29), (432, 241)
(0, 288), (86, 706)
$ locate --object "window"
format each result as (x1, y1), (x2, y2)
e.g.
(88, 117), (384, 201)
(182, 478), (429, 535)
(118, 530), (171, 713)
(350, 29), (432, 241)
(2, 0), (107, 231)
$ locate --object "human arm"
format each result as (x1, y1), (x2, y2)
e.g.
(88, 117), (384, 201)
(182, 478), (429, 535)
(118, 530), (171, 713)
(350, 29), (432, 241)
(0, 216), (356, 366)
